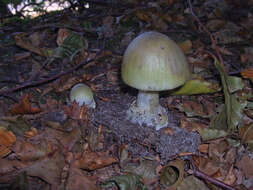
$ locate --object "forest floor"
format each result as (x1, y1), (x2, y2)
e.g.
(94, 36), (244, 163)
(0, 0), (253, 190)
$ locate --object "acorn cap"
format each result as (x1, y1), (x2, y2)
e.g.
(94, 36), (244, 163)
(121, 31), (191, 91)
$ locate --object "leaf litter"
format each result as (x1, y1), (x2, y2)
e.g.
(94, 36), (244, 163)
(0, 0), (253, 189)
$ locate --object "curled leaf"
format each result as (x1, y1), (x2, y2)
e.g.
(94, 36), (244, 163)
(0, 127), (16, 158)
(10, 94), (40, 115)
(101, 173), (147, 190)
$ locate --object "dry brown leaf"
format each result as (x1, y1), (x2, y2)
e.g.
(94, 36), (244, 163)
(12, 139), (52, 161)
(177, 40), (192, 54)
(0, 158), (27, 183)
(24, 127), (38, 138)
(52, 75), (84, 93)
(135, 10), (151, 22)
(195, 156), (220, 176)
(10, 94), (41, 115)
(236, 155), (253, 179)
(63, 102), (89, 120)
(66, 162), (98, 190)
(77, 151), (117, 170)
(0, 128), (16, 158)
(224, 165), (236, 186)
(25, 151), (65, 187)
(180, 118), (208, 132)
(57, 28), (70, 46)
(198, 144), (209, 154)
(15, 33), (49, 57)
(241, 68), (253, 82)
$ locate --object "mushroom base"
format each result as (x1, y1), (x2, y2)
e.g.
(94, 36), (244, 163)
(126, 91), (168, 130)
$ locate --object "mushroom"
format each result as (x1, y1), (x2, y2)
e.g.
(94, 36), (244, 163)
(70, 83), (96, 108)
(121, 31), (190, 130)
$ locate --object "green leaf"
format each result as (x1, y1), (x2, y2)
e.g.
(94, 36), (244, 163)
(171, 77), (220, 95)
(53, 31), (88, 61)
(198, 128), (228, 141)
(123, 159), (158, 180)
(101, 174), (147, 190)
(227, 76), (244, 93)
(211, 58), (245, 132)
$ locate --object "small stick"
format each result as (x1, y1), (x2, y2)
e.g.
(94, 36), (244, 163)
(0, 50), (103, 96)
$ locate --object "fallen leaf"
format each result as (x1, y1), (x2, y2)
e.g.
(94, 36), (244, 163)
(10, 94), (41, 115)
(123, 159), (158, 183)
(66, 163), (98, 190)
(77, 151), (117, 171)
(198, 144), (209, 154)
(15, 33), (51, 57)
(241, 68), (253, 83)
(177, 175), (210, 190)
(12, 139), (52, 161)
(224, 165), (236, 186)
(63, 102), (89, 120)
(24, 151), (65, 188)
(101, 173), (146, 190)
(0, 127), (16, 158)
(210, 58), (246, 132)
(198, 128), (228, 141)
(57, 28), (70, 46)
(236, 155), (253, 179)
(239, 123), (253, 146)
(177, 40), (192, 54)
(0, 158), (27, 183)
(171, 76), (220, 95)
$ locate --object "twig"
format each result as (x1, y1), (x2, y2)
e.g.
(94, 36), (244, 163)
(190, 160), (238, 190)
(0, 50), (103, 96)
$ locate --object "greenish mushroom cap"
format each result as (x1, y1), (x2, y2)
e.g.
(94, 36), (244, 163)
(121, 31), (191, 91)
(70, 83), (95, 108)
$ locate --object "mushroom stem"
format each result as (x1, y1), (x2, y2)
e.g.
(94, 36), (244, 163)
(126, 90), (168, 130)
(137, 90), (159, 113)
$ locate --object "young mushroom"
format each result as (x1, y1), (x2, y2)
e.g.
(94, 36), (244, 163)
(121, 31), (191, 130)
(70, 83), (96, 108)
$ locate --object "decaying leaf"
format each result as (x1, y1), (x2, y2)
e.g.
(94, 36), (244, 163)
(123, 159), (158, 183)
(0, 158), (27, 183)
(14, 33), (52, 57)
(236, 155), (253, 179)
(177, 40), (192, 54)
(53, 30), (88, 61)
(198, 128), (228, 141)
(0, 127), (16, 158)
(24, 151), (64, 187)
(241, 68), (253, 83)
(239, 123), (253, 149)
(12, 139), (52, 161)
(9, 94), (41, 115)
(176, 99), (215, 118)
(57, 28), (70, 46)
(77, 151), (117, 171)
(177, 175), (210, 190)
(210, 58), (246, 132)
(63, 102), (89, 120)
(66, 163), (98, 190)
(101, 173), (147, 190)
